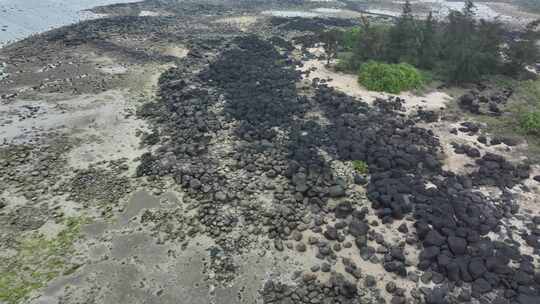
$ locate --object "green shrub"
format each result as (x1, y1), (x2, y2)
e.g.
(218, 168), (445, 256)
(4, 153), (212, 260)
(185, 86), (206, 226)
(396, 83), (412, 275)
(358, 61), (423, 94)
(520, 111), (540, 134)
(352, 160), (369, 175)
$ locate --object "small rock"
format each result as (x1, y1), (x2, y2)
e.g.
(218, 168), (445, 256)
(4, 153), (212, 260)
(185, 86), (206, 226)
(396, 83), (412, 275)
(364, 275), (377, 287)
(386, 281), (397, 293)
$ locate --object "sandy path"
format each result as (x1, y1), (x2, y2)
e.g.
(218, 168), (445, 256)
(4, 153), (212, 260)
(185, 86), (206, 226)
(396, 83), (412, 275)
(299, 54), (451, 115)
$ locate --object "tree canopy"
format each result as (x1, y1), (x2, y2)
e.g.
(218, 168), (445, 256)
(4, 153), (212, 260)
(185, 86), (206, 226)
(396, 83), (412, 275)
(335, 0), (540, 84)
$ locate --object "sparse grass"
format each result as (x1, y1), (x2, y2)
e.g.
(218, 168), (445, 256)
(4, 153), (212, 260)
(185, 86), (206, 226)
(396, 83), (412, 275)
(352, 160), (369, 175)
(502, 79), (540, 136)
(0, 218), (85, 304)
(460, 77), (540, 162)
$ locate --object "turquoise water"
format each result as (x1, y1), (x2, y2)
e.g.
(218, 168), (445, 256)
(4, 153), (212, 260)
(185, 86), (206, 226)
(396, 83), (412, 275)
(0, 0), (140, 46)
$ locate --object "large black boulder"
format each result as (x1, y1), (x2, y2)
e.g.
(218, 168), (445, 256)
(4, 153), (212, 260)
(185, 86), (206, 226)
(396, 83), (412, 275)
(348, 219), (369, 237)
(469, 259), (487, 279)
(472, 278), (492, 294)
(424, 230), (446, 247)
(517, 294), (540, 304)
(448, 236), (467, 255)
(335, 201), (352, 219)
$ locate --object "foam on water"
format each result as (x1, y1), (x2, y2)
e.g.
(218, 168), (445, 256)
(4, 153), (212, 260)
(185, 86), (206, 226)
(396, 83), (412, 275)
(414, 0), (503, 20)
(312, 8), (343, 14)
(364, 1), (508, 21)
(262, 10), (320, 18)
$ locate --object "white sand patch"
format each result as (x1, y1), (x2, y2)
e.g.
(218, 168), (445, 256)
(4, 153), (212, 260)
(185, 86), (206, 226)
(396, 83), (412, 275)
(0, 88), (148, 173)
(65, 90), (148, 173)
(99, 64), (128, 75)
(312, 8), (343, 14)
(0, 248), (17, 259)
(87, 53), (129, 74)
(417, 120), (528, 175)
(299, 56), (451, 114)
(262, 10), (320, 18)
(304, 110), (331, 125)
(213, 16), (258, 32)
(161, 46), (189, 58)
(364, 9), (401, 17)
(0, 190), (33, 212)
(422, 121), (478, 174)
(139, 10), (161, 17)
(38, 220), (67, 240)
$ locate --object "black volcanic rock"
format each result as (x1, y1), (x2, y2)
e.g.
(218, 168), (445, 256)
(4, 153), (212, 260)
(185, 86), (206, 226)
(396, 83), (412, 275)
(424, 230), (446, 247)
(447, 236), (467, 255)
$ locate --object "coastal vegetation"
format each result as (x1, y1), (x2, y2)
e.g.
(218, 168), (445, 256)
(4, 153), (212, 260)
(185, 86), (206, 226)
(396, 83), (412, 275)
(327, 0), (539, 84)
(357, 61), (423, 93)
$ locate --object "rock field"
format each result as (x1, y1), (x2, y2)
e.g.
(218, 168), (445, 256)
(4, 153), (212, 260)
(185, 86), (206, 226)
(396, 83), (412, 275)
(0, 1), (539, 304)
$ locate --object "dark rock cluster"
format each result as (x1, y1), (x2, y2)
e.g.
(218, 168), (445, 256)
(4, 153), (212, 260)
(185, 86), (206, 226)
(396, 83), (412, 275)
(136, 35), (538, 303)
(471, 153), (530, 188)
(261, 273), (378, 304)
(270, 17), (359, 32)
(458, 87), (513, 116)
(63, 161), (132, 206)
(451, 142), (481, 158)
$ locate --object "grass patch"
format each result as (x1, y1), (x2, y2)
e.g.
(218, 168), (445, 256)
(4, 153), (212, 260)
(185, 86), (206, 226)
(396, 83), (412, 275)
(503, 79), (540, 136)
(352, 160), (369, 175)
(0, 218), (85, 304)
(460, 78), (540, 162)
(358, 61), (424, 94)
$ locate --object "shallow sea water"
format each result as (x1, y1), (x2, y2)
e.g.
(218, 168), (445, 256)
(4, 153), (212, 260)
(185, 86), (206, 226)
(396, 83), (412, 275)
(0, 0), (140, 46)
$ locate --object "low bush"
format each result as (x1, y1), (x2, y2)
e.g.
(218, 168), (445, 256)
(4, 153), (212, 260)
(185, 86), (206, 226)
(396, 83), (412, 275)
(352, 160), (369, 175)
(358, 61), (423, 94)
(520, 111), (540, 135)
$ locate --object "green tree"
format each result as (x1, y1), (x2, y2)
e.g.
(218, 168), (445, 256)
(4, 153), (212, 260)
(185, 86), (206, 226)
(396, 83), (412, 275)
(476, 19), (504, 75)
(442, 1), (482, 83)
(350, 16), (390, 67)
(342, 28), (361, 51)
(442, 1), (508, 83)
(418, 11), (439, 69)
(320, 29), (340, 65)
(387, 0), (421, 64)
(505, 19), (540, 76)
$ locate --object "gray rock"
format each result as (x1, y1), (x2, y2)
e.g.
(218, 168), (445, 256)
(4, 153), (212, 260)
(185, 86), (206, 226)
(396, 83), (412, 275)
(328, 185), (345, 197)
